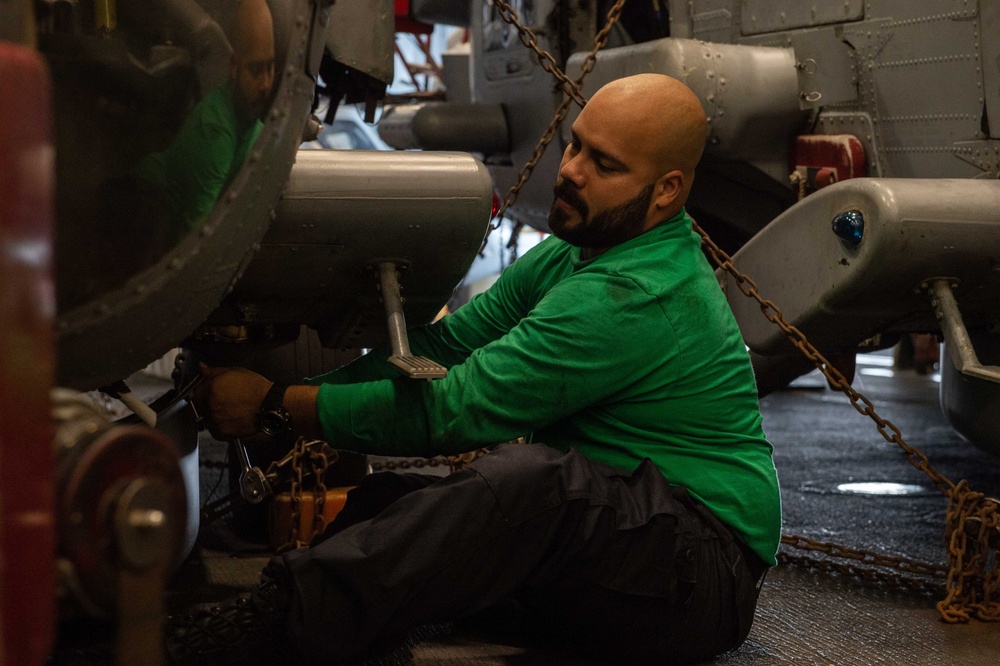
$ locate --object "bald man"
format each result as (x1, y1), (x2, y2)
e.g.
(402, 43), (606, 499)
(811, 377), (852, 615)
(549, 74), (706, 252)
(174, 74), (779, 665)
(134, 0), (275, 233)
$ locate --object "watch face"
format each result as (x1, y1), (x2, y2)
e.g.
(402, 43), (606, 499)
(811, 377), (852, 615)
(259, 410), (288, 436)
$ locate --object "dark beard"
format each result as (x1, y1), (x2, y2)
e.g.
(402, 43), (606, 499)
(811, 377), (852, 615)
(548, 180), (654, 249)
(233, 89), (269, 129)
(239, 101), (268, 129)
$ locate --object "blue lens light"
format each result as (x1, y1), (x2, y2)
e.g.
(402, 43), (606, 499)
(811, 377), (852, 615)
(832, 210), (864, 246)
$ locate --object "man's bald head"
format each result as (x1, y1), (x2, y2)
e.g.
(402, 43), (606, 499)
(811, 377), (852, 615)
(229, 0), (275, 122)
(232, 0), (274, 60)
(586, 74), (707, 197)
(551, 74), (708, 252)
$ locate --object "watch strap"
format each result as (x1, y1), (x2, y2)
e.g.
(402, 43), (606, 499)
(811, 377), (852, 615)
(257, 383), (291, 436)
(260, 382), (289, 413)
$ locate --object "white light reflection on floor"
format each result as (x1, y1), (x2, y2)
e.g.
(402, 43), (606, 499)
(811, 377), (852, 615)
(855, 353), (940, 383)
(856, 354), (894, 367)
(835, 481), (933, 496)
(858, 367), (895, 378)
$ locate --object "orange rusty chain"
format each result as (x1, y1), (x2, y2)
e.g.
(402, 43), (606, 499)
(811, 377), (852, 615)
(367, 448), (495, 473)
(483, 0), (999, 623)
(274, 438), (339, 552)
(778, 533), (949, 583)
(774, 546), (946, 600)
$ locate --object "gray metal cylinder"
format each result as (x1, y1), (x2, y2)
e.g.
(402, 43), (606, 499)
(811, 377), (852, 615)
(215, 149), (494, 349)
(379, 102), (510, 154)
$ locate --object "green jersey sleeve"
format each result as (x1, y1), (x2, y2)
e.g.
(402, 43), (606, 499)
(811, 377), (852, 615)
(315, 269), (674, 457)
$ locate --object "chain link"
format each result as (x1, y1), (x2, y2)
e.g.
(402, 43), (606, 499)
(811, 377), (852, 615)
(938, 480), (1000, 621)
(482, 0), (627, 252)
(369, 448), (492, 473)
(369, 456), (451, 472)
(777, 549), (946, 597)
(276, 444), (489, 549)
(778, 532), (949, 596)
(489, 0), (588, 107)
(269, 438), (340, 552)
(780, 533), (949, 580)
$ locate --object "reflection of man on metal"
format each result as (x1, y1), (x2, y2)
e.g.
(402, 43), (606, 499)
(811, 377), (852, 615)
(177, 75), (780, 665)
(135, 0), (274, 232)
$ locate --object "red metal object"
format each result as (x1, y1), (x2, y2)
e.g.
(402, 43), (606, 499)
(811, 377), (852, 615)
(395, 0), (434, 35)
(791, 134), (867, 191)
(0, 42), (57, 666)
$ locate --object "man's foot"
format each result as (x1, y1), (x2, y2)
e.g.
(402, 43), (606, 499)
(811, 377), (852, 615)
(165, 575), (288, 665)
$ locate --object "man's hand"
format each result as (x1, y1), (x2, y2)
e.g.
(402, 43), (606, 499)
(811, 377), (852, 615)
(193, 364), (272, 440)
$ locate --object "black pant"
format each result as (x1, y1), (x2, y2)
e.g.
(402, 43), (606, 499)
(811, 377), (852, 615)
(268, 443), (766, 664)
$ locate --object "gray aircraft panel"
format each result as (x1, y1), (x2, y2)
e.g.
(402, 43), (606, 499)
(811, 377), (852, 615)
(689, 0), (739, 43)
(981, 0), (1000, 139)
(741, 0), (865, 35)
(731, 3), (993, 181)
(788, 27), (860, 109)
(868, 0), (977, 24)
(954, 139), (1000, 176)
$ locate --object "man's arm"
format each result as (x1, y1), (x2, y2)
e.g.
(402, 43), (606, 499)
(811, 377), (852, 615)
(315, 271), (675, 457)
(194, 365), (322, 440)
(196, 238), (557, 444)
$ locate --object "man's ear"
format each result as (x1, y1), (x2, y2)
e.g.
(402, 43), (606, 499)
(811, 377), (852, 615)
(653, 170), (684, 210)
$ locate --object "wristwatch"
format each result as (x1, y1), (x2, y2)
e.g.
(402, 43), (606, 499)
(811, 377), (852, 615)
(256, 383), (292, 437)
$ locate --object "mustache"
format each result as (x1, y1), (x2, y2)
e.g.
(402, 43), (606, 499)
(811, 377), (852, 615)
(553, 179), (587, 216)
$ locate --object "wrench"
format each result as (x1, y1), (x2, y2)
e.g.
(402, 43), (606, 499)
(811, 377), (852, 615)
(235, 438), (272, 504)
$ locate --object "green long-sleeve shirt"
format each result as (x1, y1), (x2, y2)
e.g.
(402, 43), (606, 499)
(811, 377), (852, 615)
(135, 82), (262, 232)
(310, 209), (781, 564)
